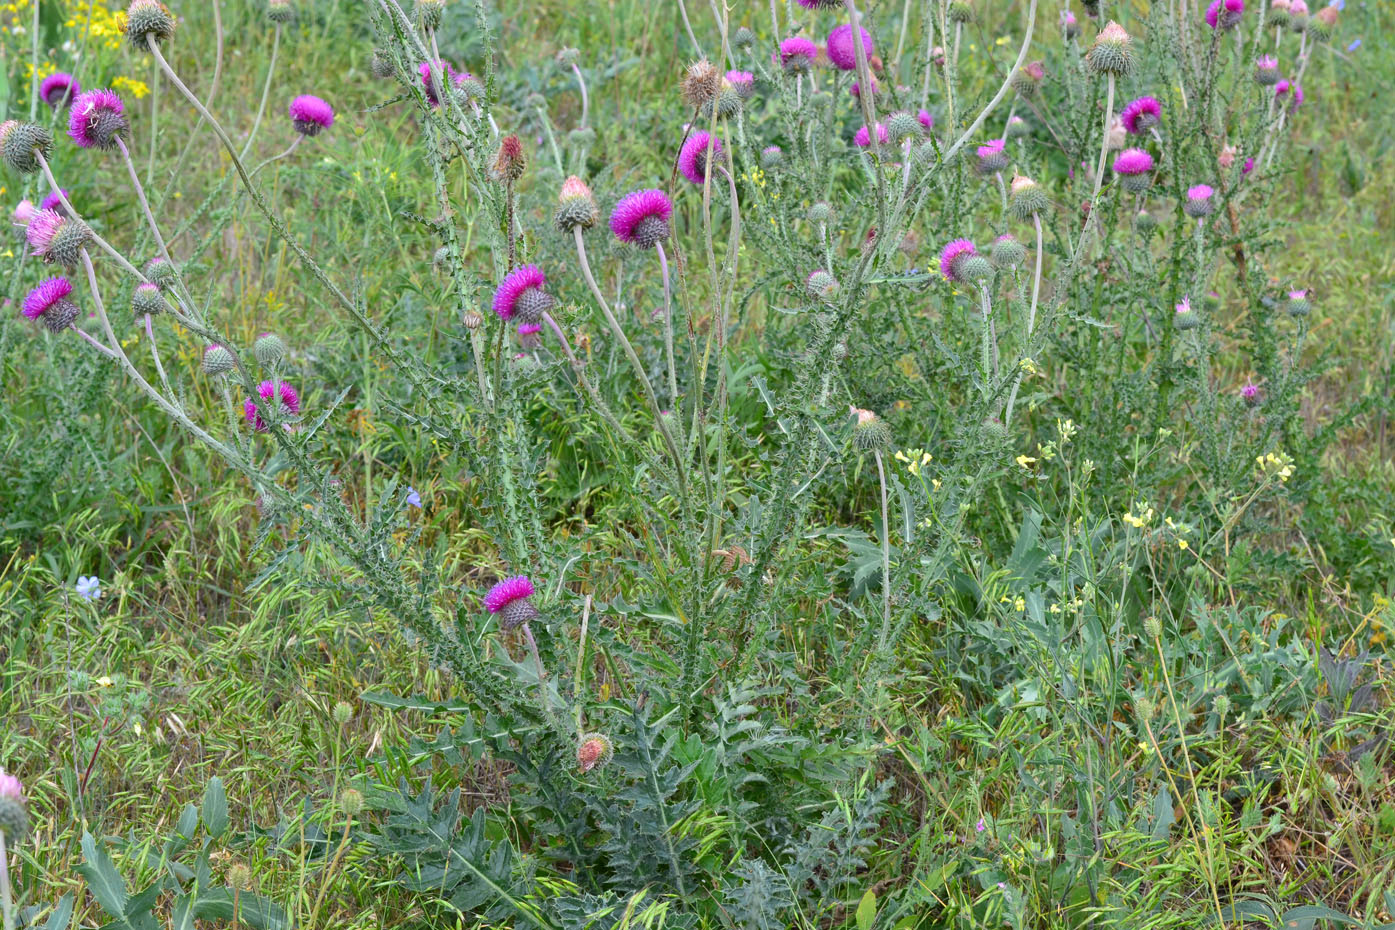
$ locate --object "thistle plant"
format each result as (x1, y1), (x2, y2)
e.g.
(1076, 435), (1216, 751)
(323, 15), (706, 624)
(1, 0), (1365, 921)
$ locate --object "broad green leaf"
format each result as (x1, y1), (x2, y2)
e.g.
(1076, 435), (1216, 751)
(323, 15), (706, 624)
(76, 832), (128, 919)
(855, 887), (877, 930)
(203, 777), (228, 838)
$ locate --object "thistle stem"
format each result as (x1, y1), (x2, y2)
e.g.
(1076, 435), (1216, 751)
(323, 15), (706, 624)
(1, 827), (13, 930)
(1084, 73), (1116, 244)
(655, 241), (679, 405)
(35, 154), (148, 283)
(570, 62), (590, 129)
(874, 449), (893, 653)
(240, 24), (281, 160)
(71, 325), (121, 359)
(145, 312), (175, 400)
(1003, 215), (1043, 428)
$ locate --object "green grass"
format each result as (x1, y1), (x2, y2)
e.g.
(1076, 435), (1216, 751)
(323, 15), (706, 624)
(2, 0), (1394, 926)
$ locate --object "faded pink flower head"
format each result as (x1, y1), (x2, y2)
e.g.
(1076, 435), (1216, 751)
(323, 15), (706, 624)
(0, 772), (21, 802)
(12, 198), (37, 227)
(1218, 144), (1237, 169)
(1098, 21), (1131, 44)
(22, 276), (77, 330)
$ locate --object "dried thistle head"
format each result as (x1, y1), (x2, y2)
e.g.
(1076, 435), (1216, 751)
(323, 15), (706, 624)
(489, 134), (526, 182)
(680, 59), (723, 110)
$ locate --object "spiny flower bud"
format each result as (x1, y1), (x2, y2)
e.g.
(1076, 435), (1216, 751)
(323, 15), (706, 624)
(990, 233), (1026, 268)
(980, 418), (1007, 443)
(556, 47), (581, 67)
(733, 26), (755, 50)
(0, 120), (54, 174)
(947, 0), (974, 24)
(700, 82), (743, 120)
(807, 201), (834, 225)
(339, 788), (364, 816)
(123, 0), (176, 52)
(1254, 54), (1280, 84)
(489, 135), (526, 182)
(1213, 694), (1232, 717)
(577, 733), (614, 773)
(1010, 60), (1045, 97)
(369, 49), (394, 78)
(681, 59), (723, 110)
(1006, 115), (1031, 139)
(1086, 21), (1136, 77)
(254, 332), (287, 367)
(886, 111), (922, 144)
(432, 244), (451, 271)
(1173, 296), (1200, 330)
(850, 406), (891, 451)
(0, 771), (29, 842)
(806, 269), (838, 301)
(267, 0), (294, 22)
(1007, 175), (1049, 221)
(332, 700), (354, 725)
(203, 344), (235, 376)
(1134, 694), (1156, 722)
(1287, 0), (1308, 30)
(959, 255), (994, 283)
(760, 145), (783, 169)
(132, 281), (168, 317)
(416, 0), (446, 30)
(1135, 209), (1157, 233)
(1184, 183), (1215, 218)
(1285, 288), (1310, 317)
(554, 175), (600, 232)
(568, 126), (596, 148)
(227, 863), (252, 891)
(1267, 0), (1291, 28)
(1143, 615), (1163, 639)
(145, 256), (177, 289)
(1307, 4), (1336, 40)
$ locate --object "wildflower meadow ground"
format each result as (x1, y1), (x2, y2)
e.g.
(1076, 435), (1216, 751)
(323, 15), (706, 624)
(1, 0), (1393, 927)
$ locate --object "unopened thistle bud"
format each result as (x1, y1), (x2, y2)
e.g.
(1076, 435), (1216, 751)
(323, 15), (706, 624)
(493, 265), (555, 324)
(849, 406), (891, 451)
(1267, 0), (1291, 28)
(554, 175), (600, 232)
(0, 120), (54, 174)
(332, 701), (354, 725)
(254, 332), (287, 367)
(700, 82), (743, 119)
(885, 111), (921, 144)
(990, 234), (1026, 268)
(132, 281), (168, 317)
(227, 863), (253, 891)
(947, 0), (974, 23)
(959, 255), (994, 283)
(1184, 183), (1215, 217)
(807, 201), (834, 225)
(267, 0), (294, 23)
(203, 344), (235, 375)
(1134, 694), (1156, 722)
(681, 59), (723, 110)
(1006, 115), (1031, 139)
(1086, 21), (1136, 77)
(0, 772), (29, 842)
(733, 26), (755, 50)
(1010, 60), (1045, 97)
(145, 256), (177, 289)
(1307, 4), (1336, 40)
(577, 733), (614, 773)
(806, 269), (838, 301)
(1285, 289), (1310, 317)
(760, 145), (783, 169)
(339, 788), (364, 816)
(1135, 208), (1157, 233)
(123, 0), (176, 51)
(490, 135), (526, 182)
(1173, 296), (1200, 330)
(416, 0), (445, 30)
(1143, 615), (1163, 639)
(1007, 175), (1048, 220)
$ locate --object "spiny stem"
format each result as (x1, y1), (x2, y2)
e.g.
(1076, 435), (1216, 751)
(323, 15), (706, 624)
(874, 449), (893, 652)
(240, 23), (281, 160)
(656, 241), (679, 405)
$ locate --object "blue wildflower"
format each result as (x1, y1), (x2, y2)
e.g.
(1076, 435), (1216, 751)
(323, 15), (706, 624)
(76, 576), (101, 601)
(406, 486), (423, 509)
(1347, 38), (1361, 51)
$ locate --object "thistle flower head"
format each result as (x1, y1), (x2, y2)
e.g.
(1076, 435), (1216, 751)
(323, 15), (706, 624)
(577, 733), (614, 773)
(777, 36), (819, 73)
(886, 111), (922, 143)
(40, 72), (80, 108)
(826, 23), (873, 71)
(678, 131), (723, 184)
(725, 69), (756, 100)
(1205, 0), (1245, 29)
(1120, 95), (1161, 134)
(939, 238), (978, 282)
(1086, 21), (1136, 76)
(27, 209), (89, 268)
(288, 94), (334, 136)
(490, 134), (526, 182)
(975, 138), (1009, 173)
(555, 175), (600, 232)
(244, 379), (301, 431)
(145, 256), (177, 289)
(132, 281), (168, 317)
(1286, 289), (1311, 316)
(268, 0), (295, 23)
(123, 0), (176, 51)
(732, 26), (756, 49)
(1240, 382), (1262, 405)
(40, 189), (70, 214)
(854, 123), (889, 148)
(0, 120), (54, 174)
(1061, 8), (1081, 37)
(254, 332), (287, 367)
(416, 0), (445, 29)
(806, 269), (838, 301)
(0, 770), (27, 842)
(12, 198), (37, 227)
(22, 276), (81, 332)
(484, 575), (538, 629)
(1255, 54), (1281, 84)
(917, 109), (935, 131)
(1007, 174), (1049, 219)
(1112, 147), (1155, 190)
(680, 59), (723, 109)
(849, 406), (891, 451)
(610, 189), (673, 247)
(492, 264), (553, 323)
(990, 233), (1027, 267)
(760, 145), (783, 169)
(1174, 296), (1200, 329)
(1184, 183), (1215, 217)
(69, 89), (128, 150)
(203, 343), (235, 376)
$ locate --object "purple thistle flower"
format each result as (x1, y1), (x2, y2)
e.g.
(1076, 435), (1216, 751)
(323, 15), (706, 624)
(1240, 382), (1261, 405)
(918, 109), (935, 131)
(795, 0), (844, 7)
(1275, 78), (1291, 96)
(976, 138), (1008, 172)
(68, 89), (127, 150)
(244, 379), (301, 431)
(518, 322), (542, 335)
(40, 189), (69, 213)
(1112, 147), (1154, 175)
(1288, 84), (1304, 110)
(1242, 156), (1255, 174)
(21, 276), (76, 329)
(1120, 96), (1161, 134)
(40, 72), (80, 108)
(850, 78), (879, 98)
(418, 60), (463, 106)
(854, 123), (889, 147)
(678, 131), (723, 185)
(1289, 289), (1306, 299)
(777, 36), (819, 71)
(492, 264), (548, 320)
(12, 198), (37, 227)
(939, 238), (977, 282)
(1205, 0), (1244, 28)
(826, 23), (873, 71)
(1185, 183), (1215, 217)
(289, 94), (334, 136)
(610, 188), (674, 247)
(25, 209), (64, 256)
(1255, 55), (1281, 84)
(484, 575), (539, 629)
(725, 69), (755, 99)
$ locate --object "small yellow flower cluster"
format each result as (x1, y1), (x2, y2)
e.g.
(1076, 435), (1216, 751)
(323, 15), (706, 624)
(1255, 450), (1294, 482)
(112, 75), (151, 98)
(65, 0), (126, 50)
(894, 447), (933, 476)
(1122, 501), (1154, 528)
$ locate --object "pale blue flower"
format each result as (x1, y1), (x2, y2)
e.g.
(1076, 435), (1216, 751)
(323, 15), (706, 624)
(1347, 38), (1361, 51)
(1329, 0), (1344, 9)
(76, 576), (101, 601)
(406, 486), (423, 509)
